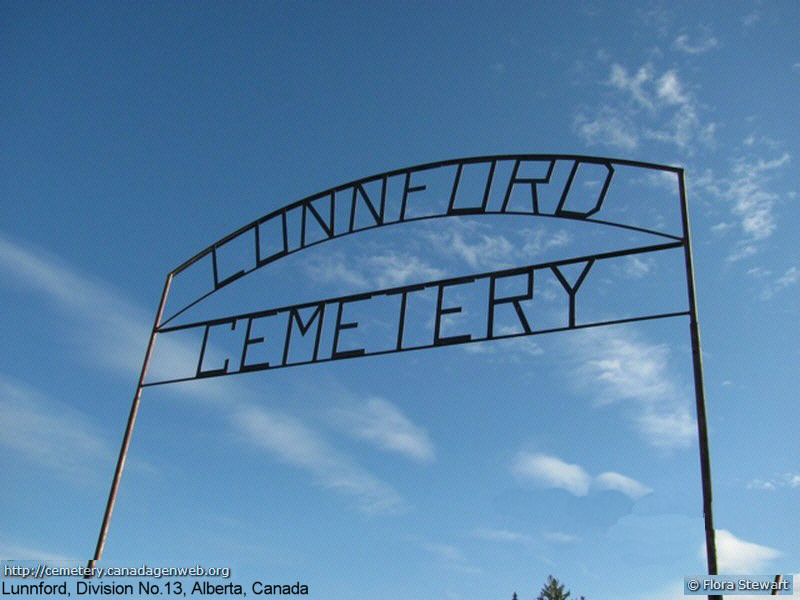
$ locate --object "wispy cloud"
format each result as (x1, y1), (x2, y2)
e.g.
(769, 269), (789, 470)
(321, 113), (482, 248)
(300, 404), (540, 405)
(543, 531), (580, 544)
(472, 528), (531, 544)
(521, 228), (572, 256)
(574, 107), (638, 151)
(368, 252), (445, 288)
(696, 149), (791, 259)
(759, 266), (799, 300)
(0, 540), (74, 562)
(233, 405), (406, 514)
(329, 397), (435, 463)
(574, 62), (715, 153)
(0, 235), (150, 377)
(574, 327), (695, 449)
(747, 472), (800, 491)
(729, 153), (791, 240)
(742, 11), (760, 27)
(0, 234), (408, 515)
(609, 63), (656, 109)
(0, 376), (112, 482)
(726, 243), (758, 263)
(710, 221), (735, 234)
(593, 472), (653, 500)
(672, 31), (719, 55)
(303, 249), (444, 291)
(512, 452), (651, 500)
(425, 224), (514, 271)
(513, 453), (592, 496)
(303, 251), (370, 289)
(422, 542), (481, 574)
(462, 333), (544, 359)
(623, 255), (653, 278)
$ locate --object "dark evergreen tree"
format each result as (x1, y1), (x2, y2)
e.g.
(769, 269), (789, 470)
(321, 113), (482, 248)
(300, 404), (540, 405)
(536, 575), (569, 600)
(511, 593), (518, 600)
(534, 575), (587, 600)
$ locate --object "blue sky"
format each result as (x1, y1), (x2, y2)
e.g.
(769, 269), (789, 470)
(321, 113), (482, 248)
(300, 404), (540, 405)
(1, 2), (798, 599)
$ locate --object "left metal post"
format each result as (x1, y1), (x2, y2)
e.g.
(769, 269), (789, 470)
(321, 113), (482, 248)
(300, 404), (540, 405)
(85, 273), (173, 577)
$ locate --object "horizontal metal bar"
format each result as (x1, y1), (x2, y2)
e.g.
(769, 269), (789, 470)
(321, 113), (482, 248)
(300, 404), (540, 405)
(144, 310), (690, 388)
(158, 240), (684, 334)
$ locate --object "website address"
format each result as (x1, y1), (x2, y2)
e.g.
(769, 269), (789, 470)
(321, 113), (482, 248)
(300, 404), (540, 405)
(101, 565), (230, 579)
(2, 561), (230, 580)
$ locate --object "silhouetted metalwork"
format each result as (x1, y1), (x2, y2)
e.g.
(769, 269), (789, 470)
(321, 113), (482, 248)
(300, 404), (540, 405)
(149, 241), (684, 385)
(88, 154), (720, 599)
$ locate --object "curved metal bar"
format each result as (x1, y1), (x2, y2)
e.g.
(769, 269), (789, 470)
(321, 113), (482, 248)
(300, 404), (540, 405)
(161, 154), (684, 326)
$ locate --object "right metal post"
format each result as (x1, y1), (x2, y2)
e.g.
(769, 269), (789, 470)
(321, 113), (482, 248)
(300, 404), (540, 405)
(678, 170), (721, 600)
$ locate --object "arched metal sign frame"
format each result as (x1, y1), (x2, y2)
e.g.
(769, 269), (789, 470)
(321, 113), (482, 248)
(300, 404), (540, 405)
(88, 154), (721, 599)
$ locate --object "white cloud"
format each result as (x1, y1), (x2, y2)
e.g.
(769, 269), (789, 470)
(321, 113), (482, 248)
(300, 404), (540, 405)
(472, 528), (531, 544)
(0, 540), (74, 562)
(726, 243), (758, 262)
(329, 397), (435, 463)
(543, 531), (580, 544)
(303, 249), (444, 291)
(635, 409), (696, 449)
(710, 222), (734, 234)
(573, 108), (639, 150)
(575, 62), (715, 153)
(428, 228), (514, 271)
(777, 266), (800, 286)
(422, 542), (481, 574)
(521, 228), (572, 256)
(656, 70), (689, 104)
(0, 377), (112, 481)
(672, 33), (719, 54)
(233, 405), (406, 514)
(368, 252), (445, 288)
(746, 479), (776, 491)
(609, 63), (655, 109)
(708, 529), (781, 573)
(730, 153), (791, 240)
(0, 235), (407, 515)
(697, 150), (792, 259)
(303, 252), (369, 289)
(463, 332), (544, 359)
(575, 327), (695, 449)
(747, 472), (800, 491)
(742, 11), (760, 27)
(0, 235), (150, 377)
(746, 267), (771, 277)
(760, 266), (799, 300)
(513, 453), (591, 496)
(513, 452), (653, 501)
(593, 471), (653, 500)
(623, 256), (652, 278)
(584, 335), (671, 401)
(645, 102), (711, 150)
(424, 542), (465, 563)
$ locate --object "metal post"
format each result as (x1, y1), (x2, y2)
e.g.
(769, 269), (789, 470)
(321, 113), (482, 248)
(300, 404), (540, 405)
(678, 171), (720, 600)
(86, 274), (173, 577)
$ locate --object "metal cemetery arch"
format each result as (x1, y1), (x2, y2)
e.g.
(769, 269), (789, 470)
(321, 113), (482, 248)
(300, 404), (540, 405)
(89, 154), (721, 598)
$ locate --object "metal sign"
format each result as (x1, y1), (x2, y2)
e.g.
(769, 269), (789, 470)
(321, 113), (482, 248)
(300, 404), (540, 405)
(89, 155), (721, 599)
